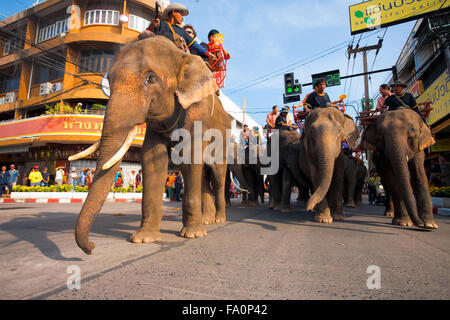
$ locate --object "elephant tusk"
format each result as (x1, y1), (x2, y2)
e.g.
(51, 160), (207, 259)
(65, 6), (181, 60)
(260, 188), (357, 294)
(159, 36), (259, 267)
(69, 142), (100, 161)
(102, 125), (140, 171)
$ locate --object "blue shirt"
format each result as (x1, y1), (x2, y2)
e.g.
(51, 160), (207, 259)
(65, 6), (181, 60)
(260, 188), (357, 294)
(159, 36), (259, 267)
(8, 169), (19, 183)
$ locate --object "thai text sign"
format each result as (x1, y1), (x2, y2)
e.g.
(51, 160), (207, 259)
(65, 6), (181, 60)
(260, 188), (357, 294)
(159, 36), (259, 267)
(417, 71), (450, 126)
(0, 115), (146, 143)
(349, 0), (450, 35)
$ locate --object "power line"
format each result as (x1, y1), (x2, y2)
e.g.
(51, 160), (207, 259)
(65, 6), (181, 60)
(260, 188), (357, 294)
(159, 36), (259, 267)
(225, 30), (384, 96)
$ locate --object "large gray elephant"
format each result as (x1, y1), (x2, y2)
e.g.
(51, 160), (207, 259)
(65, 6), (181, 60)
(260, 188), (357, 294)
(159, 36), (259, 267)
(268, 129), (311, 212)
(268, 108), (359, 221)
(343, 155), (368, 207)
(362, 109), (437, 229)
(70, 35), (231, 254)
(299, 108), (359, 222)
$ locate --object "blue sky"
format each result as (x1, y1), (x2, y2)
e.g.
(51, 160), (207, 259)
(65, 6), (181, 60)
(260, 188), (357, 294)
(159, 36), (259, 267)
(1, 0), (417, 125)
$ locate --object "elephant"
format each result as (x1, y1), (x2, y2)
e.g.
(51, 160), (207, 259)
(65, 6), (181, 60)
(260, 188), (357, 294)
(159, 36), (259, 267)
(268, 129), (311, 212)
(71, 35), (231, 254)
(226, 144), (265, 207)
(361, 109), (438, 229)
(299, 108), (359, 223)
(343, 155), (368, 207)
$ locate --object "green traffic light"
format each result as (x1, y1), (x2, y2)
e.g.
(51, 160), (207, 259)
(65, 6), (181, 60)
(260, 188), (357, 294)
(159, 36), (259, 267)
(287, 87), (293, 93)
(294, 86), (300, 92)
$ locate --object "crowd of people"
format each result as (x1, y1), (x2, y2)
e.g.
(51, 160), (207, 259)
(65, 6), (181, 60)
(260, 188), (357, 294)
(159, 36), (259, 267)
(165, 172), (184, 201)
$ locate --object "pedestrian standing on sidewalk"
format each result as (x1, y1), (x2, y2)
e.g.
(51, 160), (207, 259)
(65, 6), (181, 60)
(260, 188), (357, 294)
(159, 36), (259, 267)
(175, 172), (183, 201)
(41, 167), (50, 187)
(0, 166), (11, 196)
(55, 167), (64, 186)
(8, 164), (19, 188)
(29, 165), (43, 187)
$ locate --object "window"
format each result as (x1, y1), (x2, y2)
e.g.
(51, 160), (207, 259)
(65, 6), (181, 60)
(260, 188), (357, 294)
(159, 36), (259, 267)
(128, 14), (150, 32)
(38, 16), (70, 43)
(0, 65), (21, 93)
(84, 10), (119, 26)
(3, 41), (10, 55)
(32, 56), (65, 85)
(80, 50), (114, 74)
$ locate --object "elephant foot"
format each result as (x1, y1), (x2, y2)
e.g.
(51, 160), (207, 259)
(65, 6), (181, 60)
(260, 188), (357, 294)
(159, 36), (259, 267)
(281, 208), (293, 213)
(248, 201), (259, 207)
(215, 214), (227, 224)
(423, 219), (438, 229)
(392, 217), (413, 227)
(180, 224), (207, 239)
(130, 228), (162, 244)
(343, 202), (355, 208)
(355, 201), (363, 207)
(225, 201), (231, 207)
(384, 210), (394, 217)
(273, 205), (282, 211)
(314, 213), (333, 224)
(202, 215), (216, 225)
(332, 213), (345, 221)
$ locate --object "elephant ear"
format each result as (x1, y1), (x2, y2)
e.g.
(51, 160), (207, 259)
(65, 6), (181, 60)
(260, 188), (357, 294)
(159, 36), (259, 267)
(176, 54), (219, 109)
(342, 114), (359, 148)
(418, 119), (435, 151)
(361, 122), (377, 150)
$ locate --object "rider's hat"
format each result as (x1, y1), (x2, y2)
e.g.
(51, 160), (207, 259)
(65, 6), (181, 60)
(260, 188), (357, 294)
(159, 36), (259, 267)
(281, 106), (289, 113)
(390, 80), (407, 88)
(162, 3), (189, 20)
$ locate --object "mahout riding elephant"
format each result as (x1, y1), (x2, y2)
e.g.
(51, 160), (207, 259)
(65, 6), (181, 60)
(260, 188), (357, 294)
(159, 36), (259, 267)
(362, 109), (438, 229)
(299, 108), (359, 223)
(70, 35), (231, 254)
(343, 155), (368, 207)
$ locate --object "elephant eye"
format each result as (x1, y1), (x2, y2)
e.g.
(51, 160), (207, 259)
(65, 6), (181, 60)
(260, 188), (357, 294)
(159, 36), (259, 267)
(144, 73), (156, 86)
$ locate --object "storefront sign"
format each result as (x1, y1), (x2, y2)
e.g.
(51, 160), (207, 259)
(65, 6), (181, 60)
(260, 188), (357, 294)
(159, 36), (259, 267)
(409, 80), (423, 98)
(418, 71), (450, 126)
(431, 138), (450, 152)
(0, 115), (146, 145)
(349, 0), (450, 35)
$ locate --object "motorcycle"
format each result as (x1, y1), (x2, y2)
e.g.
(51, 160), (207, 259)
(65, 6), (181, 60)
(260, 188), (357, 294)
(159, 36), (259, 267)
(374, 182), (386, 206)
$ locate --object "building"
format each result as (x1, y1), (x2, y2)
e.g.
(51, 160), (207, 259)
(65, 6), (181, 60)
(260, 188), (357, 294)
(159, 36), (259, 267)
(0, 0), (261, 185)
(391, 11), (450, 164)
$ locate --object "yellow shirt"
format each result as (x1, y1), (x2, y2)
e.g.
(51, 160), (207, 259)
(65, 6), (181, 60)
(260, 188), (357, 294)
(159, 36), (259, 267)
(29, 171), (43, 183)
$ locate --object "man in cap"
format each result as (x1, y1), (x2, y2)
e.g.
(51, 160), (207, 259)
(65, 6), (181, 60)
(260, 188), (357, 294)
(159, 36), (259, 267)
(8, 164), (19, 188)
(28, 165), (43, 187)
(142, 3), (210, 60)
(382, 80), (420, 114)
(275, 107), (298, 131)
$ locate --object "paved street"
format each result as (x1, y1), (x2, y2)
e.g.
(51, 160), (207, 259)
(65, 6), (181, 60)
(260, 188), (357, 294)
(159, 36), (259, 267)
(0, 198), (449, 300)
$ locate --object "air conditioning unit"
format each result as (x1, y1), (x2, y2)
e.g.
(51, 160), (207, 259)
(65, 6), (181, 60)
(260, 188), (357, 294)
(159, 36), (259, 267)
(50, 82), (63, 93)
(0, 97), (5, 105)
(5, 92), (16, 103)
(39, 82), (52, 95)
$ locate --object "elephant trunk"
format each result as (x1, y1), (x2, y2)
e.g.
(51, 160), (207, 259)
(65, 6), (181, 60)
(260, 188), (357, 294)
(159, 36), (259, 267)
(306, 142), (336, 211)
(386, 139), (424, 227)
(75, 98), (144, 254)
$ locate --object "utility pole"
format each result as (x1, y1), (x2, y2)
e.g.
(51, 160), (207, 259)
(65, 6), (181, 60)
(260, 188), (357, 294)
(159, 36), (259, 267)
(347, 39), (383, 111)
(242, 96), (246, 126)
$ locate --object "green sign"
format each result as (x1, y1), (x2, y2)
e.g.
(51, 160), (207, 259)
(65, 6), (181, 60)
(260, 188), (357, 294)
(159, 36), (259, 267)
(311, 70), (341, 88)
(361, 98), (374, 109)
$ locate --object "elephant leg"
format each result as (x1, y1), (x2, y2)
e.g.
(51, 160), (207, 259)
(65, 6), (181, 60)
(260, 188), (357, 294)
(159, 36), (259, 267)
(410, 152), (438, 229)
(343, 165), (356, 208)
(201, 167), (217, 225)
(281, 169), (292, 213)
(354, 184), (363, 206)
(130, 135), (167, 244)
(225, 168), (231, 207)
(270, 173), (282, 211)
(328, 155), (344, 221)
(180, 164), (207, 239)
(210, 164), (227, 224)
(384, 189), (394, 217)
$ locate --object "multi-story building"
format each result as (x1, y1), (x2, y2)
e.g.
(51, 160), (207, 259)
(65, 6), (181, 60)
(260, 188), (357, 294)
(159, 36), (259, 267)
(393, 11), (450, 162)
(0, 0), (259, 185)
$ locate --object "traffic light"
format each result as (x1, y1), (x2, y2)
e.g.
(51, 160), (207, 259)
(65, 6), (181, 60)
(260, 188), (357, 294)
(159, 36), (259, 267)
(283, 73), (301, 103)
(284, 72), (294, 95)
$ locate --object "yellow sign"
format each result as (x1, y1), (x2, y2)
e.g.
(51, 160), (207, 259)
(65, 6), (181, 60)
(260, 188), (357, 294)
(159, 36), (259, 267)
(418, 71), (450, 126)
(431, 138), (450, 152)
(350, 0), (450, 35)
(213, 33), (224, 45)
